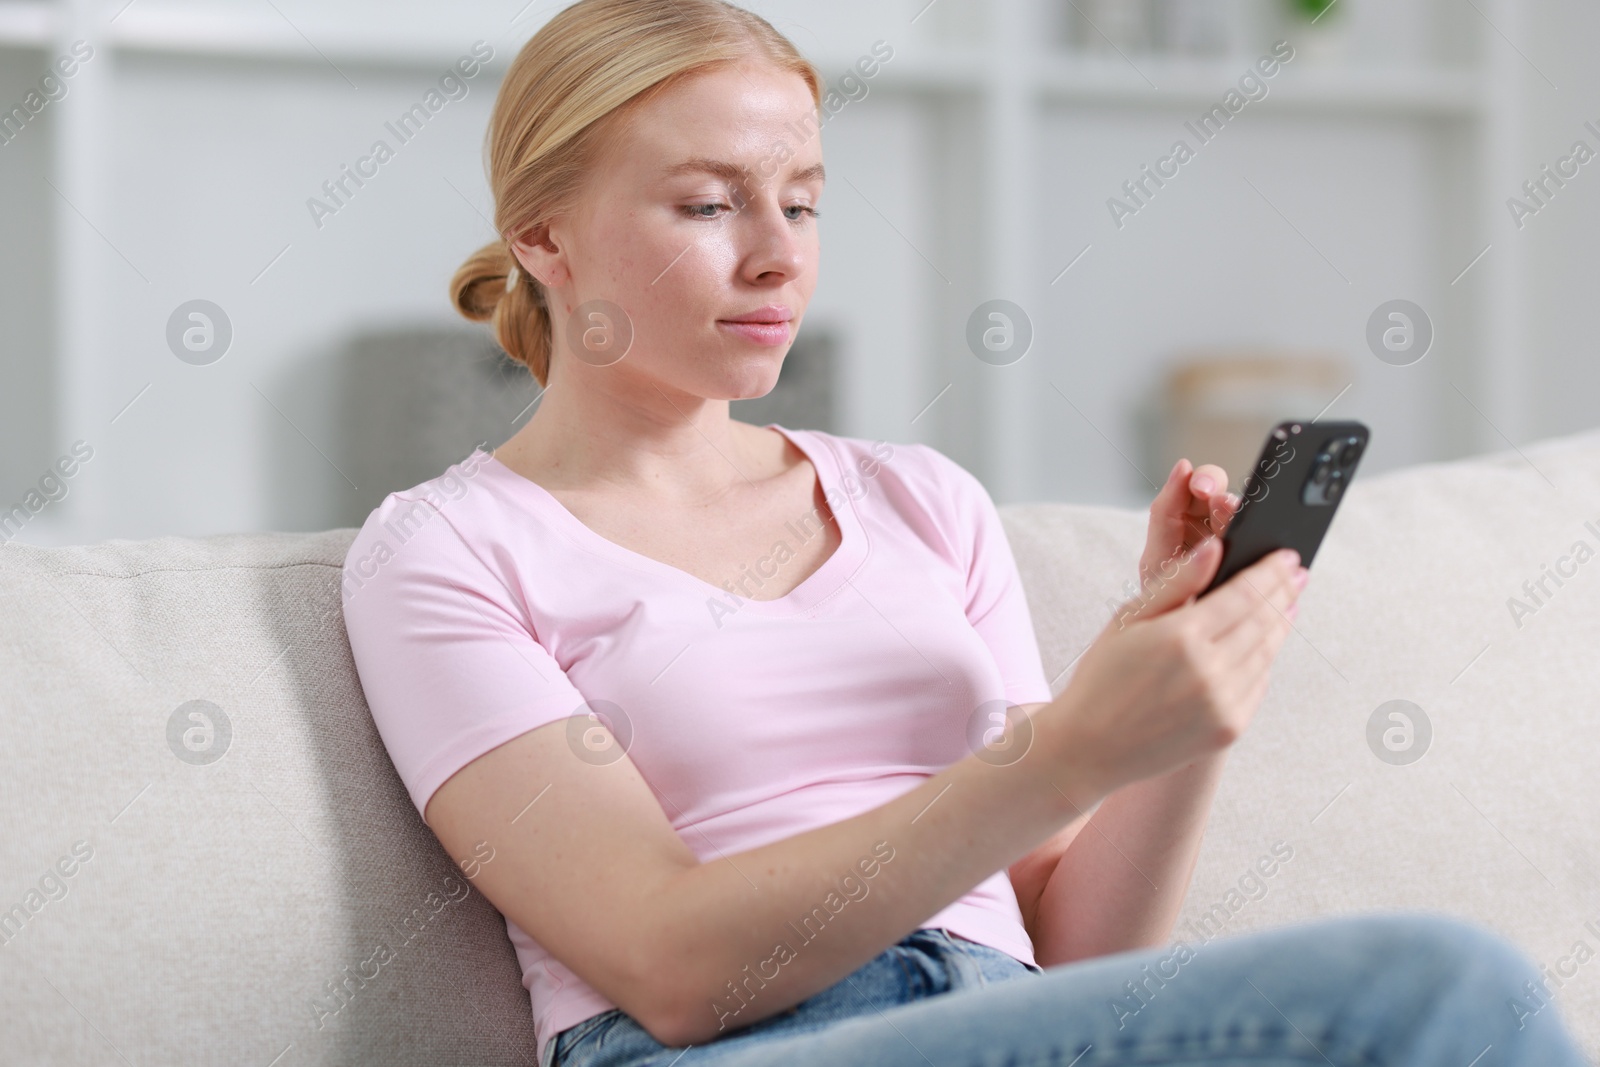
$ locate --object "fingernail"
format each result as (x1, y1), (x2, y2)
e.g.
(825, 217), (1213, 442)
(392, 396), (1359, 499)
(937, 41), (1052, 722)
(1193, 475), (1214, 494)
(1292, 567), (1309, 589)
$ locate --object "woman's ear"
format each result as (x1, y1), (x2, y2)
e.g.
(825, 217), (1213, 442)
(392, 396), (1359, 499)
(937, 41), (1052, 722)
(508, 220), (565, 289)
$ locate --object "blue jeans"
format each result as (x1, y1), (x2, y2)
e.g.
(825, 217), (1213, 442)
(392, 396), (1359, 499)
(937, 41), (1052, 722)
(547, 914), (1592, 1066)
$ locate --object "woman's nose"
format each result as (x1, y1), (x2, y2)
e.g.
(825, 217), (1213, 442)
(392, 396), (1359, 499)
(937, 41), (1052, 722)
(739, 202), (807, 278)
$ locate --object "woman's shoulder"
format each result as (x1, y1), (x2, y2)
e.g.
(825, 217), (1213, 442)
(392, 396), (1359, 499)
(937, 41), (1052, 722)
(792, 428), (997, 562)
(795, 427), (983, 503)
(342, 446), (513, 588)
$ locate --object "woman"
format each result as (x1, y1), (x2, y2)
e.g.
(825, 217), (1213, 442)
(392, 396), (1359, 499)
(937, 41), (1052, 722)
(339, 2), (1590, 1065)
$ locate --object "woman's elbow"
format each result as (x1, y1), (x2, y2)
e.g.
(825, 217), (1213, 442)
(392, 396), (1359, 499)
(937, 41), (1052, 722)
(607, 940), (702, 1047)
(630, 986), (710, 1049)
(630, 957), (740, 1049)
(643, 999), (731, 1050)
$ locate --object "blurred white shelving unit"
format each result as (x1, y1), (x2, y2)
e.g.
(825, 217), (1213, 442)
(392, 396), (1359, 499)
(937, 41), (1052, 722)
(837, 0), (1510, 505)
(860, 0), (1516, 505)
(0, 0), (1524, 535)
(1035, 59), (1484, 114)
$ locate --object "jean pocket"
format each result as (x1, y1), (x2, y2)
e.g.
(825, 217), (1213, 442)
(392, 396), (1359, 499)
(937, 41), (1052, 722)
(552, 1008), (624, 1066)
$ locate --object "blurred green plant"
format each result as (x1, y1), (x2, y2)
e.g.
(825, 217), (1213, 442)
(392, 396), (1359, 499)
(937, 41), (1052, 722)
(1288, 0), (1340, 19)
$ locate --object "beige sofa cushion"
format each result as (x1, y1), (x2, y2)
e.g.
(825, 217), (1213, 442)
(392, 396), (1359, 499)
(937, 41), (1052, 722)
(0, 428), (1595, 1063)
(0, 529), (539, 1065)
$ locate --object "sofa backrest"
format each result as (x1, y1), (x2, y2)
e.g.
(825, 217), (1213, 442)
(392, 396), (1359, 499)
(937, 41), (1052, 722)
(1, 528), (538, 1064)
(2, 429), (1597, 1062)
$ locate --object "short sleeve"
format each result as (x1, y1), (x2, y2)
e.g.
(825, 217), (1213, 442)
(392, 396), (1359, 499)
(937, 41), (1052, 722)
(928, 449), (1055, 707)
(340, 490), (589, 823)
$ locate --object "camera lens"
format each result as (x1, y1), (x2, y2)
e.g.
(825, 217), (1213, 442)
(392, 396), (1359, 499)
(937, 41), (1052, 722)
(1341, 437), (1363, 466)
(1312, 456), (1332, 485)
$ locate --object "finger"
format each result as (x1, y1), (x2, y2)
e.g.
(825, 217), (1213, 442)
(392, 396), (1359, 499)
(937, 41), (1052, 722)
(1216, 554), (1305, 648)
(1216, 572), (1302, 668)
(1195, 547), (1301, 635)
(1215, 598), (1298, 709)
(1209, 491), (1243, 537)
(1221, 554), (1302, 639)
(1186, 491), (1240, 547)
(1232, 612), (1296, 702)
(1120, 535), (1223, 625)
(1141, 459), (1194, 580)
(1187, 463), (1229, 503)
(1185, 464), (1233, 539)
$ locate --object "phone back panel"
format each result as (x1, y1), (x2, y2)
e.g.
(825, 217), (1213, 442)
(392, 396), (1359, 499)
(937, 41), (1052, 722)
(1203, 420), (1370, 594)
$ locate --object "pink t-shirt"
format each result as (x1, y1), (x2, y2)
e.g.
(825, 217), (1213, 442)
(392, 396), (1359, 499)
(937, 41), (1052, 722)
(339, 424), (1055, 1066)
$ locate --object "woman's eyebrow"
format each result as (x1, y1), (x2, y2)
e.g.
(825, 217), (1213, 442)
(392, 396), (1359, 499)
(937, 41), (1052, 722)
(660, 158), (748, 183)
(659, 158), (826, 184)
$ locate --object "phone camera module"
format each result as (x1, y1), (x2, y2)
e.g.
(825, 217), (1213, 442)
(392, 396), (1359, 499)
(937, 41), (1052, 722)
(1301, 435), (1355, 506)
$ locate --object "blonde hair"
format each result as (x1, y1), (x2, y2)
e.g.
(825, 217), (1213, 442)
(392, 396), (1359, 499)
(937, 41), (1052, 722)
(450, 0), (823, 386)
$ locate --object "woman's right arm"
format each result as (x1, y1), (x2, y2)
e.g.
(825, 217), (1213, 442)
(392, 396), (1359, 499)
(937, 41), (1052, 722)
(424, 545), (1302, 1048)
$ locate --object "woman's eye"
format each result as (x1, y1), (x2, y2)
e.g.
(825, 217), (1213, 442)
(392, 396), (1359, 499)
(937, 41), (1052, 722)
(681, 203), (819, 222)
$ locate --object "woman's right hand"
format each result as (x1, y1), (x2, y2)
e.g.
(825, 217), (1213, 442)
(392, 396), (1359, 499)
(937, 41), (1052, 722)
(1042, 538), (1308, 799)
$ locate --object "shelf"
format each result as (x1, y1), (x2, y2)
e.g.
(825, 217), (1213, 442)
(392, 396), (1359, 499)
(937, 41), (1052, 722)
(0, 7), (1483, 120)
(105, 8), (488, 69)
(1037, 55), (1484, 116)
(98, 15), (994, 92)
(731, 49), (1485, 114)
(805, 47), (989, 93)
(0, 5), (509, 70)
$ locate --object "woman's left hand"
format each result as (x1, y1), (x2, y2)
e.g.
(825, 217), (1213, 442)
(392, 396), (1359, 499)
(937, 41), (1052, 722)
(1138, 459), (1239, 594)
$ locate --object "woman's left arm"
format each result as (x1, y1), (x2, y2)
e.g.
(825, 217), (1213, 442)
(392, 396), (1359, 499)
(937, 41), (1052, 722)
(1010, 457), (1239, 966)
(1023, 749), (1228, 966)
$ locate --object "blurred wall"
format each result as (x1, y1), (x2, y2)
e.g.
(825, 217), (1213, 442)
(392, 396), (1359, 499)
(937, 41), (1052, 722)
(1521, 2), (1600, 442)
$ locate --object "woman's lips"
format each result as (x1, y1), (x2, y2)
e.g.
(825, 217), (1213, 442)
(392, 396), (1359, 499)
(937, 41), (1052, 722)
(716, 320), (791, 346)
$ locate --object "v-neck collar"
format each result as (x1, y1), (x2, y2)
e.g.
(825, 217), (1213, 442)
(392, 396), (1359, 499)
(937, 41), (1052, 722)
(475, 424), (869, 616)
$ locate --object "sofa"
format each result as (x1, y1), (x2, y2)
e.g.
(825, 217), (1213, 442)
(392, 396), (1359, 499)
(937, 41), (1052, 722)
(3, 428), (1597, 1065)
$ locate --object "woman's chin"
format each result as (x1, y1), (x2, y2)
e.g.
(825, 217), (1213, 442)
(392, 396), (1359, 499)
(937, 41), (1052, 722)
(721, 377), (781, 402)
(709, 356), (787, 400)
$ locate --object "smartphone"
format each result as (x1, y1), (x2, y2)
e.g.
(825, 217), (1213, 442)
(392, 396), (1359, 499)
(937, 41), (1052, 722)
(1200, 419), (1371, 596)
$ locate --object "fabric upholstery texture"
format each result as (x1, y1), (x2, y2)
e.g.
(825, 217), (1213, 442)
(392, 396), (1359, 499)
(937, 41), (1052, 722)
(2, 429), (1596, 1064)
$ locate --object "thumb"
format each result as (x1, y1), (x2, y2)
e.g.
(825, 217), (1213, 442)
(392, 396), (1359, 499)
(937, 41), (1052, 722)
(1115, 536), (1223, 626)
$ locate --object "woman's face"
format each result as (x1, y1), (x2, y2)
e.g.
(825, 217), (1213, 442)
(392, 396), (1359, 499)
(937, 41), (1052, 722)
(517, 60), (823, 404)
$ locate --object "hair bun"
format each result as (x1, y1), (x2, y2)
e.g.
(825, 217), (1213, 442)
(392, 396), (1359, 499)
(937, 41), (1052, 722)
(450, 238), (551, 382)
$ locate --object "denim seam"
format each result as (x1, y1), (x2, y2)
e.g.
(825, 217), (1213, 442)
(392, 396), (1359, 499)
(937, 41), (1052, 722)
(943, 930), (991, 989)
(1063, 1028), (1384, 1067)
(892, 949), (918, 1000)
